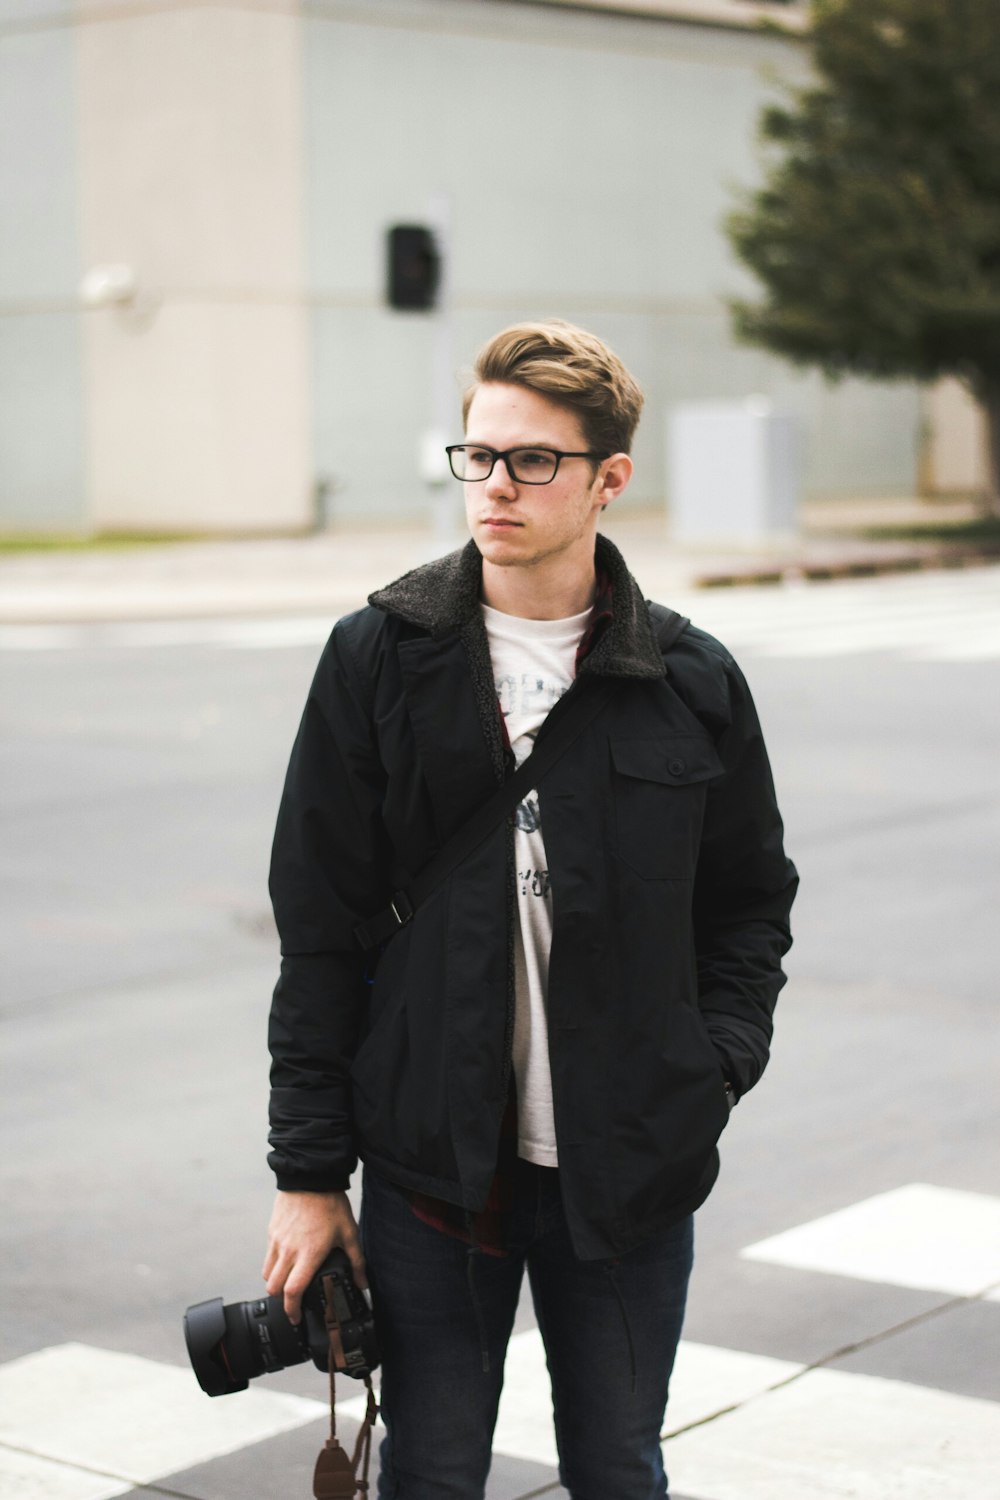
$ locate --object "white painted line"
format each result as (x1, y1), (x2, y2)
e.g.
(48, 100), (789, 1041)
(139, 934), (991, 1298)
(0, 1344), (326, 1487)
(491, 1328), (556, 1468)
(0, 617), (335, 652)
(742, 1183), (1000, 1296)
(689, 589), (1000, 630)
(0, 626), (92, 652)
(0, 1446), (130, 1500)
(333, 1386), (385, 1430)
(918, 625), (1000, 660)
(700, 598), (1000, 634)
(10, 1334), (993, 1500)
(664, 1363), (1000, 1500)
(340, 1329), (1000, 1499)
(2, 566), (998, 661)
(728, 612), (1000, 656)
(662, 1340), (804, 1436)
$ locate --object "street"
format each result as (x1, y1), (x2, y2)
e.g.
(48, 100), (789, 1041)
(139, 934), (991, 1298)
(2, 564), (999, 1500)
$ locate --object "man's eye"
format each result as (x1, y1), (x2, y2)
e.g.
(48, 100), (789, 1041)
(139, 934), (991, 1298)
(518, 451), (552, 467)
(467, 449), (493, 465)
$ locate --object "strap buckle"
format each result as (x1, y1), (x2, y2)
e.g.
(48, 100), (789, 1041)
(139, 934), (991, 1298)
(389, 890), (414, 928)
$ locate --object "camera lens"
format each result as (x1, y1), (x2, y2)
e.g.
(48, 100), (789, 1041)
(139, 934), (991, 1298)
(183, 1294), (307, 1397)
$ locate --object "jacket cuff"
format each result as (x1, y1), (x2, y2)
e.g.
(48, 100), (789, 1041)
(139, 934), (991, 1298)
(273, 1172), (351, 1194)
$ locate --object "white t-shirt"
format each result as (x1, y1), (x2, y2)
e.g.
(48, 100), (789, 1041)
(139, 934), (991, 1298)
(481, 601), (592, 1167)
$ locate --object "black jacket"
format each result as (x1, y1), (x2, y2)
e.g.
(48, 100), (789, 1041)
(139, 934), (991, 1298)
(267, 535), (798, 1260)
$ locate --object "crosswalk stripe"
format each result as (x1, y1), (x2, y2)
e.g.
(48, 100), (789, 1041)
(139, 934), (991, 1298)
(0, 1343), (325, 1496)
(0, 617), (337, 653)
(334, 1334), (806, 1466)
(337, 1328), (1000, 1498)
(919, 625), (1000, 660)
(4, 1269), (998, 1500)
(663, 1363), (1000, 1500)
(494, 1336), (806, 1463)
(741, 1183), (1000, 1297)
(691, 591), (1000, 631)
(0, 1446), (130, 1500)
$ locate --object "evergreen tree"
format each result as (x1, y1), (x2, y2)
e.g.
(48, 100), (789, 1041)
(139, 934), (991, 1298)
(728, 0), (1000, 514)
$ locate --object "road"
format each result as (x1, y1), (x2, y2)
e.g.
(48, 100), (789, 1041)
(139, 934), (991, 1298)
(2, 565), (999, 1500)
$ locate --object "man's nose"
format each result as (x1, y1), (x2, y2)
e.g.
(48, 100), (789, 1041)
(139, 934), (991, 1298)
(483, 456), (517, 498)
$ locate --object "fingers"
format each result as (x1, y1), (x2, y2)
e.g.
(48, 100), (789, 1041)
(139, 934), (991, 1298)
(262, 1190), (366, 1321)
(262, 1241), (316, 1323)
(339, 1220), (369, 1291)
(279, 1258), (313, 1325)
(263, 1225), (316, 1324)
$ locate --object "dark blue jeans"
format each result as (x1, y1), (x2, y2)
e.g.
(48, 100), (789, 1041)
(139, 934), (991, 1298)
(359, 1160), (694, 1500)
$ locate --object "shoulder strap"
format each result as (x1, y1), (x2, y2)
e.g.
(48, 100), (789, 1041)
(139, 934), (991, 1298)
(353, 677), (613, 952)
(649, 603), (691, 655)
(353, 604), (691, 953)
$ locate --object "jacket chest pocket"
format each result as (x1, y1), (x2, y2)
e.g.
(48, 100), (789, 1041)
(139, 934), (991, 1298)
(611, 735), (723, 880)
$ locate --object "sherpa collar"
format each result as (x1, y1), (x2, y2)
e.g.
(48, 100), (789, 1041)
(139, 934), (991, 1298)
(368, 533), (665, 681)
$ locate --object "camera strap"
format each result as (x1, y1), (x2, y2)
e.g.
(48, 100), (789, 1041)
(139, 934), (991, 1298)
(313, 1273), (379, 1499)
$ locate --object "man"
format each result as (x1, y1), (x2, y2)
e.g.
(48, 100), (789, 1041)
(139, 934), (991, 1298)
(263, 320), (797, 1499)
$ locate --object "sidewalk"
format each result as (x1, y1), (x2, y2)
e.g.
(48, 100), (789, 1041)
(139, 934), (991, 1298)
(0, 497), (995, 625)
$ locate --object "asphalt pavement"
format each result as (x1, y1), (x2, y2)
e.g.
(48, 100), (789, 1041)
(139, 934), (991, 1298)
(1, 514), (999, 1500)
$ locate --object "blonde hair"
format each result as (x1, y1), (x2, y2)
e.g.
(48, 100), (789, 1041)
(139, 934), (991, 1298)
(462, 319), (645, 456)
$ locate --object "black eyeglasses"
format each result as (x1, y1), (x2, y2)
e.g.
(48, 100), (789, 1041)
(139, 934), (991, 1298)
(445, 444), (605, 484)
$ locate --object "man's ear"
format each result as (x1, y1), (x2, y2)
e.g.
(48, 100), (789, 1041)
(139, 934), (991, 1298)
(596, 452), (633, 508)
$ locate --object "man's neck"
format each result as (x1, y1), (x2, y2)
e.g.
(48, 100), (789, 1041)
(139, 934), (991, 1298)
(480, 552), (598, 621)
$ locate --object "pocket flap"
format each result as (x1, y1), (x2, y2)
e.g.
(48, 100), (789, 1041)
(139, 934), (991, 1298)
(611, 735), (723, 787)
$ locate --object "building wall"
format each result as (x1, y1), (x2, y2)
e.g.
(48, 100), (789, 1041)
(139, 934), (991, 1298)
(304, 0), (921, 521)
(0, 7), (86, 527)
(0, 0), (924, 533)
(75, 0), (311, 531)
(924, 379), (986, 495)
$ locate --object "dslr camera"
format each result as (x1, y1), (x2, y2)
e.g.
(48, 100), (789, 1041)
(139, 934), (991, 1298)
(183, 1248), (379, 1397)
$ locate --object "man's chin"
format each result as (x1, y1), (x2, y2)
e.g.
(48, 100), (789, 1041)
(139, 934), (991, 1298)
(476, 532), (533, 567)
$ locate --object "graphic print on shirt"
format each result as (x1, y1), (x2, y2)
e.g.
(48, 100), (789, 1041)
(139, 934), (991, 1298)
(516, 794), (541, 835)
(495, 672), (567, 721)
(519, 865), (551, 899)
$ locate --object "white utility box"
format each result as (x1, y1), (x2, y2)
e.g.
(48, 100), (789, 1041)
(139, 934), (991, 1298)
(667, 398), (801, 545)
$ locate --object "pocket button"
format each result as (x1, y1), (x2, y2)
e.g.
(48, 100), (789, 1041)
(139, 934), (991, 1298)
(667, 758), (686, 777)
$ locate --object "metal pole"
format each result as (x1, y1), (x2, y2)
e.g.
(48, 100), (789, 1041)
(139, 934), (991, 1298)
(421, 194), (463, 555)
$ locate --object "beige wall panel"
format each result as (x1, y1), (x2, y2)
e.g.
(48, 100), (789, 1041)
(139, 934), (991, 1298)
(76, 4), (305, 291)
(76, 2), (310, 529)
(925, 379), (986, 495)
(84, 300), (311, 531)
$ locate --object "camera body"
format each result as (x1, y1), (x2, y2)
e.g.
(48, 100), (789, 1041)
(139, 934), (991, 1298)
(184, 1248), (378, 1397)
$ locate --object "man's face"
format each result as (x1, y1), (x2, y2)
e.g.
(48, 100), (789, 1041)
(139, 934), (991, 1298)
(462, 382), (610, 574)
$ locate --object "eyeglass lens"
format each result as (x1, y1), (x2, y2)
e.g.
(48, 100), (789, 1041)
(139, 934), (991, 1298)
(450, 447), (560, 483)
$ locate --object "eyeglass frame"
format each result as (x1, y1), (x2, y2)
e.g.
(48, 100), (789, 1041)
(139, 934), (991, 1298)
(444, 443), (607, 485)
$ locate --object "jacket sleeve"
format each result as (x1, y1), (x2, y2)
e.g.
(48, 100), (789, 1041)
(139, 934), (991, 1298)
(266, 617), (389, 1191)
(692, 654), (798, 1100)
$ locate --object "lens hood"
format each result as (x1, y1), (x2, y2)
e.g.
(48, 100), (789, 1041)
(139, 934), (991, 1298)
(184, 1296), (248, 1396)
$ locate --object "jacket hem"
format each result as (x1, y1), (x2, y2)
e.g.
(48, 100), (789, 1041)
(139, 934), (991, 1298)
(576, 1151), (722, 1262)
(357, 1147), (480, 1210)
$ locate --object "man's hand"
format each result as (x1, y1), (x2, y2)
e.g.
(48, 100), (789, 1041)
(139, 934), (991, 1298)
(263, 1189), (367, 1324)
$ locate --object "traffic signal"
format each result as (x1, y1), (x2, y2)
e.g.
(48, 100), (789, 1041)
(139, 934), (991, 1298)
(386, 225), (440, 311)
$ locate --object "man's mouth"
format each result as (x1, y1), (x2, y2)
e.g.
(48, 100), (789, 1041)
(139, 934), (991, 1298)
(481, 517), (522, 528)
